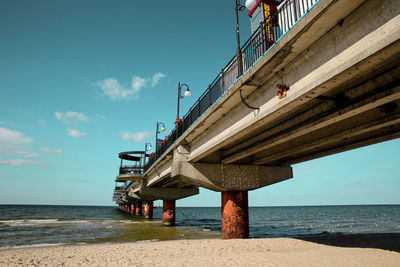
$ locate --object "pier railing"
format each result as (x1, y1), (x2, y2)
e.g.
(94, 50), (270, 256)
(144, 0), (319, 172)
(119, 166), (144, 175)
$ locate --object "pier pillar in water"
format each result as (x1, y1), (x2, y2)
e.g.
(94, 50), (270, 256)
(130, 204), (135, 214)
(135, 201), (143, 216)
(144, 201), (154, 219)
(162, 200), (175, 226)
(221, 191), (249, 239)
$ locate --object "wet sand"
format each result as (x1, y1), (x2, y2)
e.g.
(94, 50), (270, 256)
(1, 237), (399, 266)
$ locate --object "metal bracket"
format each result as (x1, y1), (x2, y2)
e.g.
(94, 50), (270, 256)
(240, 90), (260, 110)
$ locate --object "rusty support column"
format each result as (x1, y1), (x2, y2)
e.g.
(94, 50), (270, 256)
(221, 191), (249, 239)
(144, 201), (154, 219)
(130, 203), (135, 214)
(135, 201), (143, 216)
(162, 200), (175, 226)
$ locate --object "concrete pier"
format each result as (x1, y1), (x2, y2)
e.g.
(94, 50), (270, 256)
(135, 201), (142, 216)
(221, 191), (249, 239)
(162, 200), (175, 226)
(144, 201), (153, 219)
(113, 0), (400, 239)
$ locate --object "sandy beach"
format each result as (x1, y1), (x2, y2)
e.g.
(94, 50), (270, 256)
(1, 237), (399, 267)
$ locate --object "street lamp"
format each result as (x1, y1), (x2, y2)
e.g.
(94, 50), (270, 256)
(155, 121), (166, 151)
(177, 82), (191, 121)
(144, 142), (152, 153)
(235, 0), (246, 77)
(143, 142), (152, 166)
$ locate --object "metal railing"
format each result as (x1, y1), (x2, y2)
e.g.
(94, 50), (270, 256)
(144, 0), (318, 172)
(119, 166), (144, 175)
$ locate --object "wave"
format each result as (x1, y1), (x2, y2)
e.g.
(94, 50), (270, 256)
(0, 219), (91, 227)
(0, 242), (70, 251)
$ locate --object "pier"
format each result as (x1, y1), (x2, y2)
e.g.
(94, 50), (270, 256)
(113, 0), (400, 238)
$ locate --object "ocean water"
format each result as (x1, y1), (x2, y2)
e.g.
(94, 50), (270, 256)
(0, 205), (399, 249)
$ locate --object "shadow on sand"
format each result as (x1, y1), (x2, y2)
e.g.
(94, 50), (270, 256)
(296, 233), (400, 252)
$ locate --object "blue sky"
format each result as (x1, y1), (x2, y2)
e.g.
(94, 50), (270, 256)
(0, 0), (399, 207)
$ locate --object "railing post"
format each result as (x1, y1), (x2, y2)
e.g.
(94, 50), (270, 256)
(208, 85), (212, 107)
(198, 98), (201, 117)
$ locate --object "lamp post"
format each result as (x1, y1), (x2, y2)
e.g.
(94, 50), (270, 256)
(155, 121), (166, 151)
(177, 82), (191, 121)
(144, 142), (152, 167)
(235, 0), (246, 77)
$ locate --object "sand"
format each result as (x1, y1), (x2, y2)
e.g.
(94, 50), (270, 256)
(0, 238), (399, 267)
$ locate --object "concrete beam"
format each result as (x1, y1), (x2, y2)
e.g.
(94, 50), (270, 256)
(222, 81), (400, 164)
(172, 146), (292, 191)
(287, 130), (400, 165)
(116, 174), (143, 181)
(139, 186), (199, 201)
(146, 161), (172, 187)
(253, 112), (400, 165)
(188, 9), (400, 163)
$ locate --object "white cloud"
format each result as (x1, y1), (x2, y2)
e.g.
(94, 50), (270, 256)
(12, 149), (39, 158)
(96, 78), (136, 101)
(0, 127), (33, 144)
(38, 119), (46, 126)
(40, 147), (63, 154)
(151, 72), (166, 87)
(120, 131), (153, 142)
(0, 143), (38, 158)
(96, 72), (166, 101)
(67, 128), (86, 138)
(131, 76), (148, 92)
(54, 111), (89, 124)
(0, 127), (38, 158)
(0, 159), (48, 167)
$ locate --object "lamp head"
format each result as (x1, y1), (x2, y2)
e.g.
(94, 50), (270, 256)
(245, 0), (257, 10)
(161, 126), (166, 132)
(148, 145), (152, 151)
(184, 88), (191, 98)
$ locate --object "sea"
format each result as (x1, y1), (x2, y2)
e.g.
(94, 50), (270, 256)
(0, 205), (399, 250)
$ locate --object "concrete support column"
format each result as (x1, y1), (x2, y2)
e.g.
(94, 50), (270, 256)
(144, 201), (154, 219)
(130, 204), (135, 214)
(162, 200), (175, 226)
(135, 201), (143, 216)
(221, 191), (249, 239)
